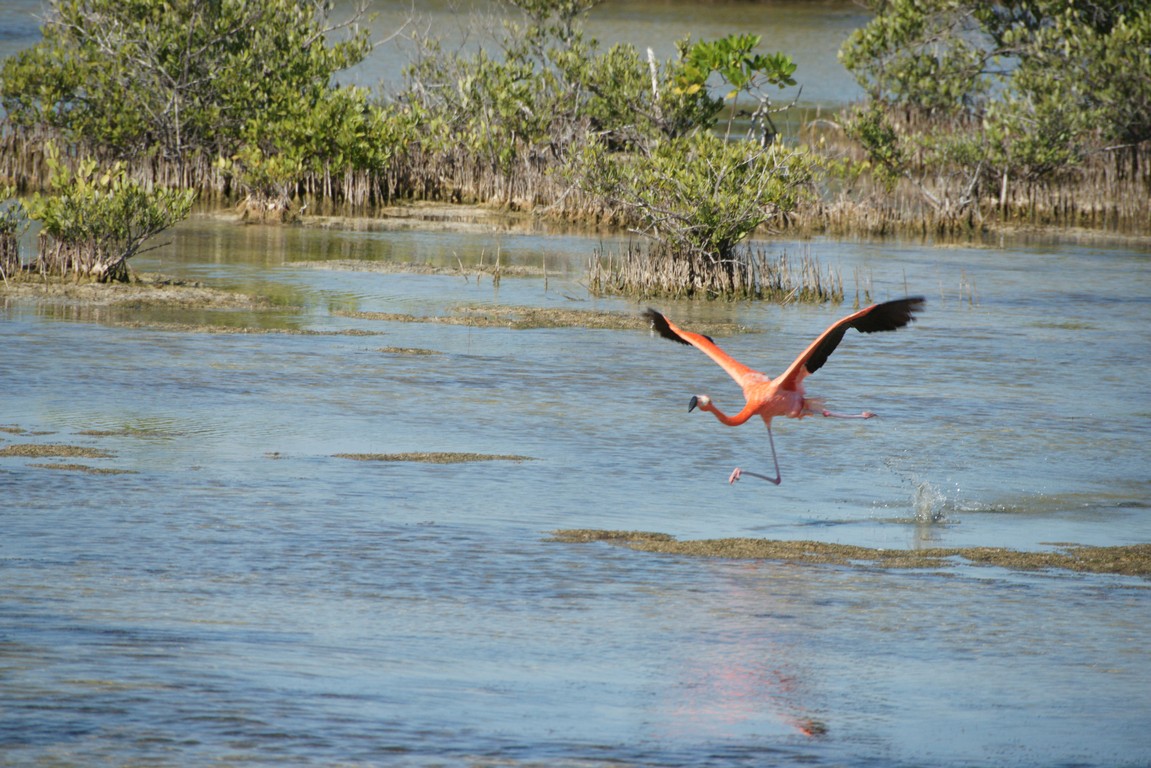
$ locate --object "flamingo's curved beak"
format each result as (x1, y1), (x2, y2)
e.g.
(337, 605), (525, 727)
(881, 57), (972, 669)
(688, 395), (699, 412)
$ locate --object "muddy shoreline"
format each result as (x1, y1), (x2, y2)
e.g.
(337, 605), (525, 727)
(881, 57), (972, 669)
(0, 271), (274, 310)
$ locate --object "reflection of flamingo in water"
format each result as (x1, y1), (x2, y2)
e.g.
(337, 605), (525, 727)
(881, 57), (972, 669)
(656, 568), (829, 739)
(644, 297), (924, 485)
(668, 649), (828, 739)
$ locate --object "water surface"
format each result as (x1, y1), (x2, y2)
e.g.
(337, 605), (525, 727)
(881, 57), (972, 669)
(3, 215), (1150, 767)
(1, 3), (1149, 766)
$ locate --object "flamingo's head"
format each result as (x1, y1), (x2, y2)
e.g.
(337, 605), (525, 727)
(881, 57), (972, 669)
(688, 394), (710, 412)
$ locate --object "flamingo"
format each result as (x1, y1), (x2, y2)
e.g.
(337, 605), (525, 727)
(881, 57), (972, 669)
(644, 297), (924, 485)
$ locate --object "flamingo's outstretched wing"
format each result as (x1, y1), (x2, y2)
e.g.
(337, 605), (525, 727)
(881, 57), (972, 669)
(644, 309), (762, 386)
(776, 297), (925, 389)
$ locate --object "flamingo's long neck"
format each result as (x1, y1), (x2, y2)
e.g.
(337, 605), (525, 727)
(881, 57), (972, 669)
(699, 400), (757, 426)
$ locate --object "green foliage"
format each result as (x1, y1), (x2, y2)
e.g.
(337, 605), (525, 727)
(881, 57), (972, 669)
(221, 85), (413, 209)
(572, 131), (816, 260)
(0, 185), (28, 237)
(400, 5), (802, 169)
(399, 1), (807, 233)
(684, 34), (798, 100)
(843, 104), (907, 191)
(987, 9), (1151, 181)
(0, 185), (28, 274)
(840, 0), (1151, 182)
(839, 0), (993, 117)
(0, 0), (406, 206)
(400, 1), (682, 166)
(399, 2), (815, 278)
(3, 0), (366, 156)
(24, 147), (196, 281)
(676, 34), (799, 143)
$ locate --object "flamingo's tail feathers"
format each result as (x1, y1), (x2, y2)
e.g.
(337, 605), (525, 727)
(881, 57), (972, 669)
(854, 296), (925, 334)
(643, 308), (705, 346)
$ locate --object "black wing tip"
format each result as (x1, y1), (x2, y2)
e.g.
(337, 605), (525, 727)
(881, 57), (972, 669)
(856, 296), (926, 333)
(893, 295), (926, 325)
(643, 307), (693, 346)
(900, 295), (926, 314)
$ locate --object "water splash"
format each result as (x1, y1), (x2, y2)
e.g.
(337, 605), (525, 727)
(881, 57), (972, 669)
(884, 456), (951, 524)
(912, 479), (948, 524)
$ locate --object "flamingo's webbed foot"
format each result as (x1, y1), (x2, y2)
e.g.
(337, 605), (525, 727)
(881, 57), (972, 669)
(728, 467), (742, 485)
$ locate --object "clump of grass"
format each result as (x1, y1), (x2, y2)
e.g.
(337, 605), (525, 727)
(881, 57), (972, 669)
(589, 242), (843, 302)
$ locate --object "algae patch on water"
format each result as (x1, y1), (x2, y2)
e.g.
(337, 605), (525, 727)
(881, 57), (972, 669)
(336, 305), (748, 336)
(550, 529), (1151, 577)
(0, 444), (115, 459)
(30, 463), (137, 475)
(378, 346), (440, 355)
(335, 452), (534, 464)
(109, 322), (385, 336)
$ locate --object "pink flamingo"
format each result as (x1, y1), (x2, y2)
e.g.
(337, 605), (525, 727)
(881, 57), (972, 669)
(644, 298), (924, 484)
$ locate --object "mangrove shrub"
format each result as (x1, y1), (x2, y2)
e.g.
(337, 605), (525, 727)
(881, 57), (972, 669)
(0, 188), (28, 277)
(397, 0), (722, 203)
(0, 0), (405, 208)
(24, 150), (196, 282)
(840, 0), (1151, 180)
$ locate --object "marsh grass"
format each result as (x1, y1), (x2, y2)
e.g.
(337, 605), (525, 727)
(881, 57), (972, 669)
(107, 323), (384, 336)
(3, 110), (1149, 238)
(589, 242), (844, 302)
(802, 114), (1151, 236)
(0, 271), (276, 311)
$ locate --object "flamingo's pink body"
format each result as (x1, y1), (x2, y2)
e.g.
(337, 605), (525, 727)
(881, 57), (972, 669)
(644, 298), (924, 484)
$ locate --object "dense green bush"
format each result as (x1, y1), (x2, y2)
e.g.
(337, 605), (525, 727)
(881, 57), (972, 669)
(0, 187), (28, 276)
(840, 1), (1151, 181)
(0, 0), (406, 208)
(24, 149), (196, 282)
(398, 2), (813, 290)
(398, 0), (721, 168)
(572, 132), (815, 259)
